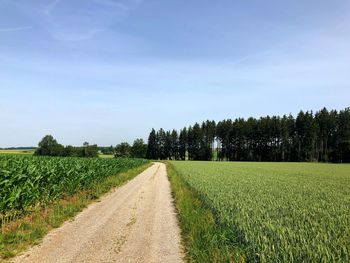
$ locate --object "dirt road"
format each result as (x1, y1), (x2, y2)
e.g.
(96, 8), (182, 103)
(12, 163), (184, 263)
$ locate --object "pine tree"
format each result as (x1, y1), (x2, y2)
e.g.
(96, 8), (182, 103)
(170, 129), (179, 160)
(179, 127), (187, 160)
(146, 128), (158, 159)
(336, 108), (350, 163)
(145, 107), (350, 163)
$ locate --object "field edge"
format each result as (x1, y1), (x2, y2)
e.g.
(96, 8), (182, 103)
(165, 161), (245, 263)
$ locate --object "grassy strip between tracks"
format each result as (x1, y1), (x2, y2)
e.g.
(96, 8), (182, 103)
(0, 163), (152, 261)
(166, 162), (245, 263)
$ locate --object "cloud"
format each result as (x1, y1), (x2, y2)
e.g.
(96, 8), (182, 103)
(92, 0), (129, 10)
(43, 0), (61, 17)
(1, 0), (143, 41)
(51, 28), (105, 42)
(40, 0), (143, 41)
(0, 26), (32, 32)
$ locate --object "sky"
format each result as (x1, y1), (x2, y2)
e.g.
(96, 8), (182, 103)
(0, 0), (349, 147)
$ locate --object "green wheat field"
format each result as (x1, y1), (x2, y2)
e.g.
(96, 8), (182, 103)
(171, 161), (350, 262)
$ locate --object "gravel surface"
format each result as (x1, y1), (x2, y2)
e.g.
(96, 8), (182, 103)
(12, 163), (184, 263)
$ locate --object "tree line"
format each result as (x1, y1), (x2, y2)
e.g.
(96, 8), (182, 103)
(35, 135), (99, 157)
(35, 135), (148, 159)
(146, 107), (350, 163)
(114, 139), (147, 158)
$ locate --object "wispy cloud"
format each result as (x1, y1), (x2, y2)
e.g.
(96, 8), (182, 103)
(53, 28), (105, 42)
(43, 0), (61, 17)
(0, 26), (32, 32)
(0, 0), (143, 41)
(39, 0), (143, 42)
(93, 0), (129, 10)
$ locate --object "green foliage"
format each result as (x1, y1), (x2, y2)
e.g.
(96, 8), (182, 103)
(336, 108), (350, 162)
(130, 139), (147, 158)
(35, 135), (99, 158)
(178, 127), (187, 160)
(171, 161), (350, 262)
(111, 139), (147, 158)
(35, 135), (63, 156)
(81, 142), (99, 157)
(0, 155), (149, 213)
(146, 107), (350, 163)
(115, 142), (131, 158)
(146, 128), (158, 159)
(187, 121), (215, 161)
(99, 145), (115, 155)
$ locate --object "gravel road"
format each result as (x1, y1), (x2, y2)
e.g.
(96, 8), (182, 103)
(12, 163), (184, 263)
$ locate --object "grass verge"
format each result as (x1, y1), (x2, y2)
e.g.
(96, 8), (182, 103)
(166, 162), (245, 263)
(0, 163), (151, 261)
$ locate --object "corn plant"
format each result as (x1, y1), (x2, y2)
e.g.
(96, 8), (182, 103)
(0, 155), (148, 214)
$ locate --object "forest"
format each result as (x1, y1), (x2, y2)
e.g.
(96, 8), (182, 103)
(146, 107), (350, 163)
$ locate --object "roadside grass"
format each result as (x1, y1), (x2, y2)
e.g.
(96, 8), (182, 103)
(0, 163), (151, 260)
(166, 162), (245, 263)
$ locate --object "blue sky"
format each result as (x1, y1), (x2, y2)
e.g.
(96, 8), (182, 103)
(0, 0), (349, 147)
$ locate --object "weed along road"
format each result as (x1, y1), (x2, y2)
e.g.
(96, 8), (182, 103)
(12, 163), (184, 263)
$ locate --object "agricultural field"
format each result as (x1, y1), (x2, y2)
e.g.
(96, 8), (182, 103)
(0, 149), (35, 155)
(98, 154), (115, 159)
(0, 155), (148, 214)
(170, 161), (350, 262)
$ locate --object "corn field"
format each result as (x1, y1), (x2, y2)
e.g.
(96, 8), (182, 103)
(0, 155), (148, 223)
(171, 161), (350, 262)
